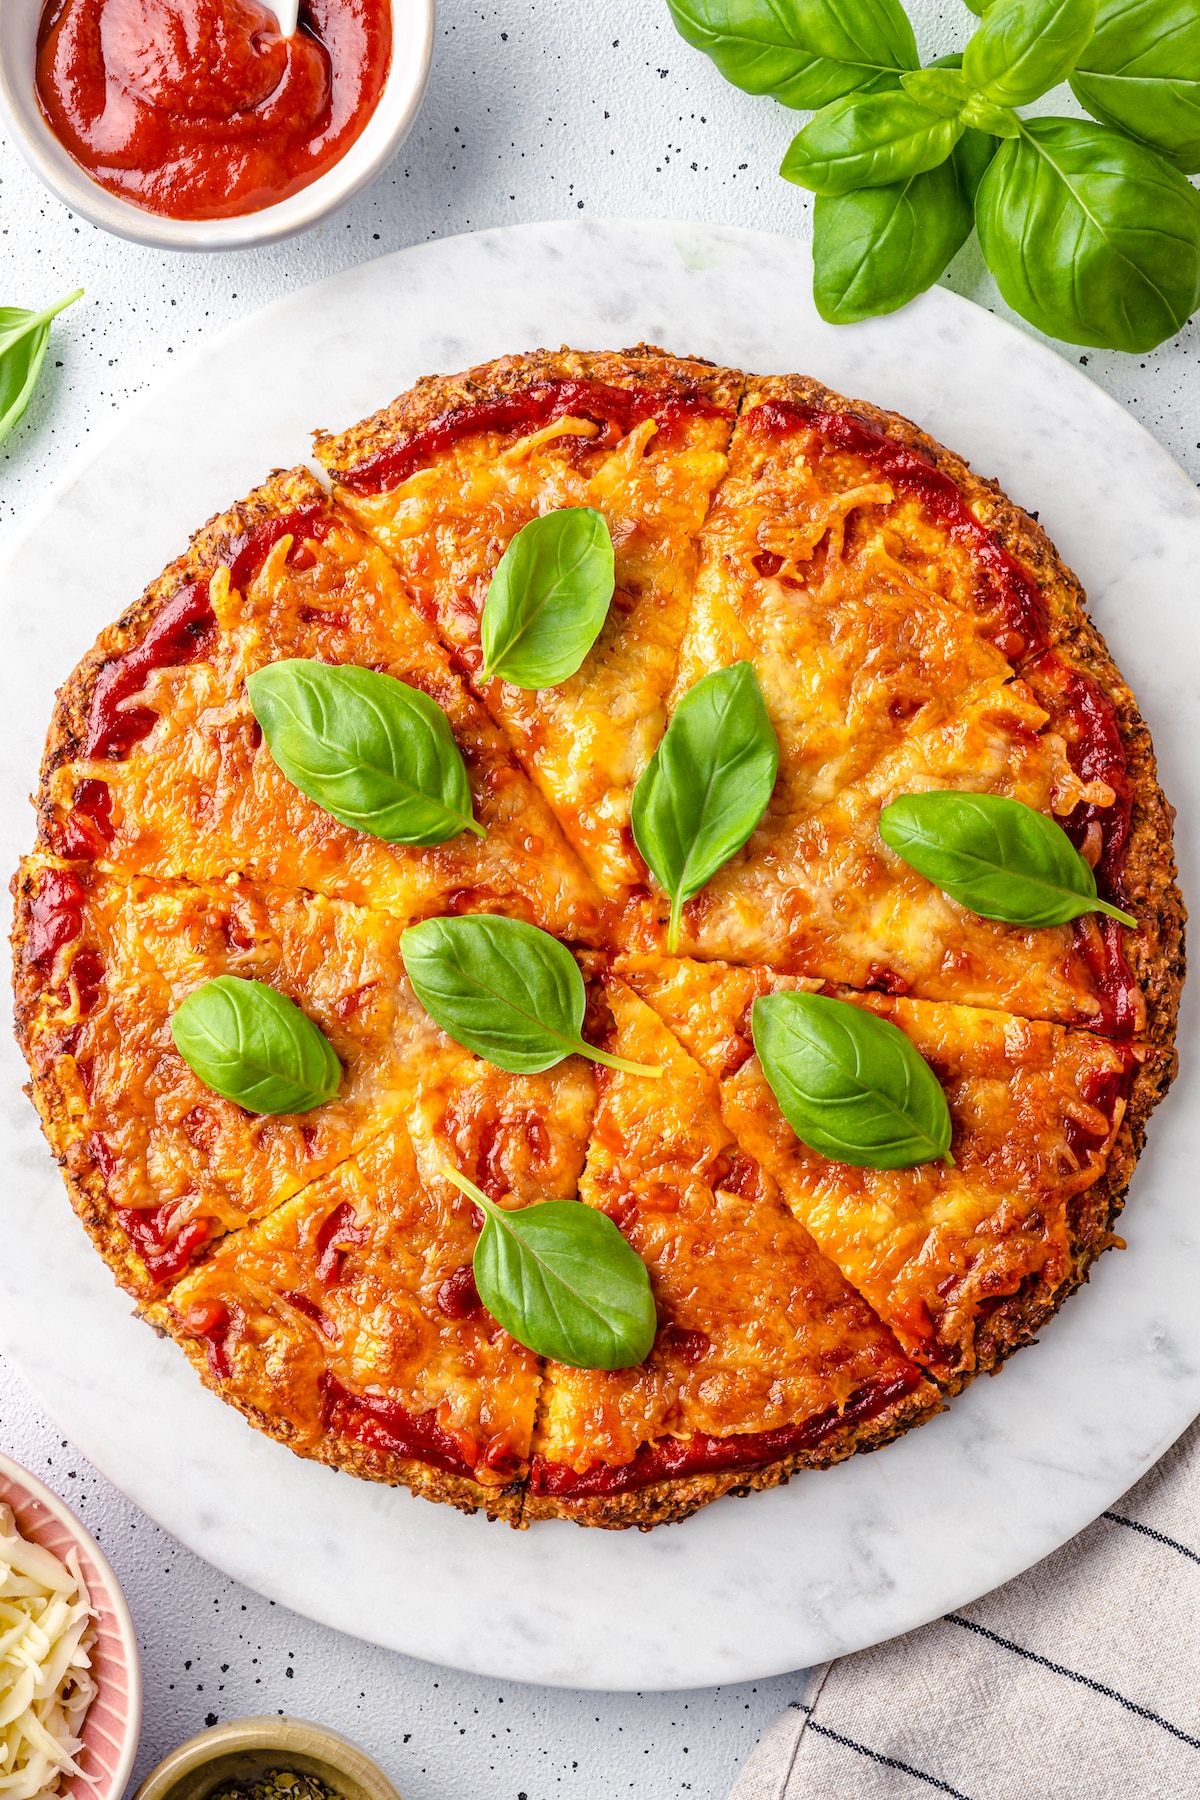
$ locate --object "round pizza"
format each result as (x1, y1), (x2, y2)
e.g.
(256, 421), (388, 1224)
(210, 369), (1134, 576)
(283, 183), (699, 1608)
(12, 346), (1183, 1530)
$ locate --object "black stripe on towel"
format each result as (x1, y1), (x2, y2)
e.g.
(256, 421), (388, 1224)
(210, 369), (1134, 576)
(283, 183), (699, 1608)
(1103, 1511), (1200, 1569)
(945, 1615), (1200, 1750)
(805, 1722), (974, 1799)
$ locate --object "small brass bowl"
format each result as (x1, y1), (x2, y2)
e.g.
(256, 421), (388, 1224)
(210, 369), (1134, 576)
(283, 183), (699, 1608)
(132, 1718), (403, 1800)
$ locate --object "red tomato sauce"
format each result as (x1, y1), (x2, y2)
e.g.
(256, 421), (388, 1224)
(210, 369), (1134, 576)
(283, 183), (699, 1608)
(746, 399), (1051, 659)
(341, 380), (736, 495)
(35, 0), (392, 221)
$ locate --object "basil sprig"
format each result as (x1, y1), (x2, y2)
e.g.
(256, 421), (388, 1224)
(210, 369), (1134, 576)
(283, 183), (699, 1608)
(878, 791), (1137, 928)
(401, 915), (662, 1077)
(247, 661), (482, 845)
(480, 508), (615, 689)
(443, 1166), (658, 1369)
(672, 0), (1200, 351)
(171, 976), (342, 1115)
(752, 991), (953, 1169)
(631, 662), (779, 953)
(812, 56), (996, 323)
(0, 290), (82, 448)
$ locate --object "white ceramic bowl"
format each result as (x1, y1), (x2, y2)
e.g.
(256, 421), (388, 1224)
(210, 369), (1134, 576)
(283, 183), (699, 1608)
(0, 0), (434, 250)
(0, 1449), (142, 1800)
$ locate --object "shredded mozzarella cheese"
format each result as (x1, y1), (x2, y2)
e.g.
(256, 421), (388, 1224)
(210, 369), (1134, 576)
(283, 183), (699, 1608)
(0, 1504), (98, 1799)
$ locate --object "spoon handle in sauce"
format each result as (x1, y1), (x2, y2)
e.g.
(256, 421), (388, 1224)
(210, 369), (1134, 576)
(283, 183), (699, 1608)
(273, 0), (300, 36)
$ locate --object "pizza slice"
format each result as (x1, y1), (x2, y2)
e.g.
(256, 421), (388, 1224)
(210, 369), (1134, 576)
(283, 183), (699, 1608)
(12, 858), (440, 1297)
(524, 979), (937, 1527)
(649, 374), (1166, 1029)
(156, 1124), (543, 1524)
(621, 955), (1161, 1382)
(38, 467), (605, 940)
(315, 347), (743, 899)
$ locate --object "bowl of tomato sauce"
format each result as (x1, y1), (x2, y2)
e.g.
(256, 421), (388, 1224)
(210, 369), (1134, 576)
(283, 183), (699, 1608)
(0, 0), (433, 249)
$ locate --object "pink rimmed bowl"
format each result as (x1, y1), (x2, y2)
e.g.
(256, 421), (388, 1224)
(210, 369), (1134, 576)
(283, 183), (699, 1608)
(0, 1450), (142, 1800)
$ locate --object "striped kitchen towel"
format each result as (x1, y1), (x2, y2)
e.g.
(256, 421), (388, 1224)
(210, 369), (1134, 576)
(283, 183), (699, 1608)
(731, 1417), (1200, 1800)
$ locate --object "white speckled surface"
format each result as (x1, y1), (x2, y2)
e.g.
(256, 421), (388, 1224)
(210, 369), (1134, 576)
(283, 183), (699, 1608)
(1, 1), (1198, 1793)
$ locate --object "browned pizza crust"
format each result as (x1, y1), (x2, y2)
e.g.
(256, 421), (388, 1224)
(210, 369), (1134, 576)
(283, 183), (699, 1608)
(12, 346), (1184, 1531)
(313, 342), (743, 483)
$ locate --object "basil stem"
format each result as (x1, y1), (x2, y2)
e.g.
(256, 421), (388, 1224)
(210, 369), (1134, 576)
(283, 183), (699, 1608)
(631, 662), (779, 953)
(443, 1165), (658, 1370)
(171, 976), (342, 1115)
(401, 915), (662, 1077)
(752, 991), (954, 1170)
(247, 660), (483, 845)
(480, 507), (615, 689)
(878, 791), (1137, 927)
(0, 290), (82, 449)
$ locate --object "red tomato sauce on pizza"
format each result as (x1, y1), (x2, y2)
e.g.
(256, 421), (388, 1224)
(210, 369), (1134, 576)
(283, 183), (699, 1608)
(35, 0), (391, 220)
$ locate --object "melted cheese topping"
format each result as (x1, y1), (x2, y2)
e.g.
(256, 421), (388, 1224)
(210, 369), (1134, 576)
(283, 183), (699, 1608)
(44, 492), (604, 940)
(662, 403), (1114, 1018)
(332, 411), (734, 898)
(167, 1126), (544, 1492)
(533, 981), (923, 1470)
(622, 956), (1129, 1374)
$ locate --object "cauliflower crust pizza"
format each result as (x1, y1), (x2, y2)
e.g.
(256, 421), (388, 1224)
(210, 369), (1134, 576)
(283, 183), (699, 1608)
(12, 346), (1183, 1530)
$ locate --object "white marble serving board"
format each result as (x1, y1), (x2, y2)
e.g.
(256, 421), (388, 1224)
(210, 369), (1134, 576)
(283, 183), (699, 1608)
(1, 220), (1196, 1692)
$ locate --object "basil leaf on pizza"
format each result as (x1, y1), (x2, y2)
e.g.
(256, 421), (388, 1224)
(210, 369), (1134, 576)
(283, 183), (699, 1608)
(401, 916), (662, 1077)
(247, 660), (483, 845)
(879, 791), (1137, 927)
(171, 976), (342, 1115)
(443, 1165), (658, 1370)
(752, 991), (954, 1169)
(631, 662), (779, 952)
(480, 507), (615, 688)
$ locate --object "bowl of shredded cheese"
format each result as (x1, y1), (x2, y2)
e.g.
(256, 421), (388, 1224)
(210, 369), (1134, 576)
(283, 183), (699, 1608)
(0, 1451), (140, 1800)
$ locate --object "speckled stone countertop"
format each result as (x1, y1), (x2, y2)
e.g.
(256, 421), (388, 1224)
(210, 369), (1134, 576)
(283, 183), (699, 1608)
(1, 2), (1198, 1797)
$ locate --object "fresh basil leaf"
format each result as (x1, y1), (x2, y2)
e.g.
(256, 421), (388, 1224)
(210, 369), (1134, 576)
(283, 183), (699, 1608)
(781, 90), (964, 195)
(665, 0), (918, 110)
(963, 0), (1097, 107)
(878, 791), (1137, 927)
(975, 119), (1200, 350)
(960, 95), (1023, 135)
(812, 125), (995, 321)
(247, 660), (482, 846)
(443, 1166), (657, 1370)
(1071, 0), (1200, 174)
(480, 507), (614, 689)
(631, 662), (778, 954)
(900, 67), (969, 115)
(0, 290), (82, 449)
(401, 915), (662, 1077)
(752, 991), (954, 1170)
(171, 975), (342, 1115)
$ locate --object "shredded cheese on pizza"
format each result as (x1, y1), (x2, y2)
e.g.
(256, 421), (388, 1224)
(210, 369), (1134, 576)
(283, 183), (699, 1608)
(0, 1504), (97, 1799)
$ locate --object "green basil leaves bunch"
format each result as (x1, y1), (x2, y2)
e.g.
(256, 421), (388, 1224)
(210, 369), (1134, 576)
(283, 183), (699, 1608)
(668, 0), (1200, 352)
